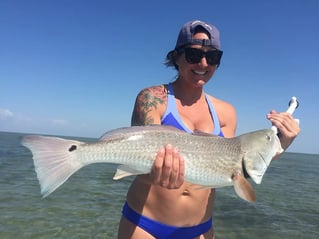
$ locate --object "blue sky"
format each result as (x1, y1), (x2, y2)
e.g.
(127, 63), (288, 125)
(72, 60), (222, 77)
(0, 0), (318, 154)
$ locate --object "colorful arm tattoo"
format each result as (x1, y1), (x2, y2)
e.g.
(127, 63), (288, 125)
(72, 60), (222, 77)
(131, 85), (166, 126)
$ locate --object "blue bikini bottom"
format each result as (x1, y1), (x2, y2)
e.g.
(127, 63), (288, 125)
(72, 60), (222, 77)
(122, 202), (213, 239)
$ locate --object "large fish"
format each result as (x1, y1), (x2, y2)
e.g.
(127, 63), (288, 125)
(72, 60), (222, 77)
(21, 125), (283, 202)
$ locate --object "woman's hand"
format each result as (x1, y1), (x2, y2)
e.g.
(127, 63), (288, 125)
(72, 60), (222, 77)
(267, 110), (300, 150)
(150, 144), (185, 189)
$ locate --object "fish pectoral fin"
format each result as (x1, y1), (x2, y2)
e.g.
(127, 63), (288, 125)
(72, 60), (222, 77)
(232, 172), (256, 203)
(113, 165), (142, 180)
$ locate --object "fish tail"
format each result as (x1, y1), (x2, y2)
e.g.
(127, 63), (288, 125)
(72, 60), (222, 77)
(21, 135), (85, 198)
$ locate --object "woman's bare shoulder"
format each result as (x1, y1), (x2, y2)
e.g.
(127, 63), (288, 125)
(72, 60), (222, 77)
(208, 95), (236, 115)
(132, 84), (168, 126)
(207, 95), (237, 137)
(137, 84), (167, 98)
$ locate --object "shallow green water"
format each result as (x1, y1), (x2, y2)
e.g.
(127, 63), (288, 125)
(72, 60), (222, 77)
(1, 132), (318, 238)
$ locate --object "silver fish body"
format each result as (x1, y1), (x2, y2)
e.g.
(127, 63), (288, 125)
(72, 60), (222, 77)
(21, 125), (283, 201)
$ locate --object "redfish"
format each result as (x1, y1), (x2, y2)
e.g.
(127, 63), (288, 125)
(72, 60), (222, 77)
(22, 125), (283, 202)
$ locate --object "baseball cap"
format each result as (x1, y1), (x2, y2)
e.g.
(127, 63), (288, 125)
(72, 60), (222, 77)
(172, 20), (221, 51)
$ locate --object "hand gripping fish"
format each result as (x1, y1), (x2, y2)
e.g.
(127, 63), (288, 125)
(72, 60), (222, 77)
(21, 97), (299, 202)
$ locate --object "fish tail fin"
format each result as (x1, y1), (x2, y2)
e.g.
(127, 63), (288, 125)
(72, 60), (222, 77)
(21, 135), (85, 198)
(232, 173), (256, 202)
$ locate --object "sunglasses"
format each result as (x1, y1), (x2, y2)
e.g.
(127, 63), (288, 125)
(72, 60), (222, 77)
(180, 48), (223, 66)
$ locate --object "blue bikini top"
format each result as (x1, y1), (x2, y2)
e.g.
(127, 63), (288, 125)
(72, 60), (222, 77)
(161, 83), (224, 137)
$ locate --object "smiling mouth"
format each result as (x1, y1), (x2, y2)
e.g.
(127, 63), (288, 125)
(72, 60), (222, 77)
(193, 70), (207, 76)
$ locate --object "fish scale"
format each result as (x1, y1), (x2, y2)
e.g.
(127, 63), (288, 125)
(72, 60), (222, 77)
(80, 130), (240, 184)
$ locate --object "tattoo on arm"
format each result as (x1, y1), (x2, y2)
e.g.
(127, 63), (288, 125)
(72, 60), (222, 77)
(131, 86), (166, 126)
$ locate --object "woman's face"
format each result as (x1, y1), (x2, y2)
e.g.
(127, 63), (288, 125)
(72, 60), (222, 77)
(175, 32), (218, 88)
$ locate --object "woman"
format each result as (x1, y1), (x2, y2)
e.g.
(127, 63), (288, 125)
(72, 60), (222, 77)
(117, 20), (300, 239)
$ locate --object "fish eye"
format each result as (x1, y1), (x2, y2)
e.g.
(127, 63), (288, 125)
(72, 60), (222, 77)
(266, 135), (271, 141)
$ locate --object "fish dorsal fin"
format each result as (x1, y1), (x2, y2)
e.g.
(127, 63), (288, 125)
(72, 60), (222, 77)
(99, 128), (130, 141)
(99, 125), (184, 141)
(192, 130), (218, 137)
(113, 165), (142, 180)
(232, 172), (256, 202)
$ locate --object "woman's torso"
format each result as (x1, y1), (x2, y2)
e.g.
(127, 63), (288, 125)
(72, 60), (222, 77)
(126, 83), (224, 226)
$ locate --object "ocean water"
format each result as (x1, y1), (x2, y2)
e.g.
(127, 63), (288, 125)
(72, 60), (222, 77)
(0, 131), (318, 239)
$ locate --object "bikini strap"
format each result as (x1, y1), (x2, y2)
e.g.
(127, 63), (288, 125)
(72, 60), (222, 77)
(162, 83), (175, 120)
(205, 94), (222, 135)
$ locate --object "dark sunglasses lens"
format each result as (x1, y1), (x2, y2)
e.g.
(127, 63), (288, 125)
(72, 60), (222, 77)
(184, 48), (203, 64)
(206, 51), (222, 65)
(184, 48), (222, 66)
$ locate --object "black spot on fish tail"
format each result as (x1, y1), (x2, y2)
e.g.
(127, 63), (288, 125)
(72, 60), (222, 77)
(69, 145), (77, 152)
